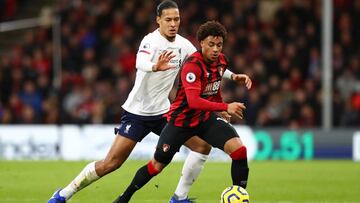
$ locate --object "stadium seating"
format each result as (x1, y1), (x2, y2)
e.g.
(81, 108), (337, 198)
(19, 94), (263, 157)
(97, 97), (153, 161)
(0, 0), (359, 126)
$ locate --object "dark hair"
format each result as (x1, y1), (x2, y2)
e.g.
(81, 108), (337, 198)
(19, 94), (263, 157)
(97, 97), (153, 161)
(157, 0), (178, 16)
(196, 21), (227, 42)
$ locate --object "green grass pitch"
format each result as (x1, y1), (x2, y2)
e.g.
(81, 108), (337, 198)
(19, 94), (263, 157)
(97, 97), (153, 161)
(1, 160), (359, 203)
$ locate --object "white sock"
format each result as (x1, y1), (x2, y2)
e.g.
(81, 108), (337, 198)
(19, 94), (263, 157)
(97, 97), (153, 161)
(59, 161), (100, 200)
(174, 151), (209, 200)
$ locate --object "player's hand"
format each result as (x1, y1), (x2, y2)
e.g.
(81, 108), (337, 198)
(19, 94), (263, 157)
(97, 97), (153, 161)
(217, 111), (232, 122)
(232, 74), (252, 89)
(153, 51), (176, 72)
(227, 102), (246, 119)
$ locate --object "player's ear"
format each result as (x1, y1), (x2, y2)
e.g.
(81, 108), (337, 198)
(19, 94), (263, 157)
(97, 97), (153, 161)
(156, 16), (161, 25)
(200, 40), (205, 48)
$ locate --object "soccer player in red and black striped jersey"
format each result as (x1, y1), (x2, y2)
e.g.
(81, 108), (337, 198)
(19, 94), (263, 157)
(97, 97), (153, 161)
(113, 21), (251, 203)
(167, 48), (234, 128)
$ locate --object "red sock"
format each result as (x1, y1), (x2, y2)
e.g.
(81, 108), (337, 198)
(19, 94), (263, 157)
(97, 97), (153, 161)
(147, 160), (160, 176)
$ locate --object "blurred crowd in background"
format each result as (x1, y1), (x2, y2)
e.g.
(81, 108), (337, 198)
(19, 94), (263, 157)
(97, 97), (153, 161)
(0, 0), (359, 127)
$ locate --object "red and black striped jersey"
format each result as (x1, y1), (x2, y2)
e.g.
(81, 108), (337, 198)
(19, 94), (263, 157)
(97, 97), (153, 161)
(165, 51), (229, 128)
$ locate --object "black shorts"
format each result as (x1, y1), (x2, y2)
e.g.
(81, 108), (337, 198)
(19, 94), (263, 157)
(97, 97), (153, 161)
(114, 111), (166, 142)
(154, 113), (239, 164)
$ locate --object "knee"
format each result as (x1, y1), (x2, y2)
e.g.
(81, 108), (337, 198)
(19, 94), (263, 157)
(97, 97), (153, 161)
(148, 159), (165, 176)
(154, 148), (175, 165)
(229, 145), (247, 160)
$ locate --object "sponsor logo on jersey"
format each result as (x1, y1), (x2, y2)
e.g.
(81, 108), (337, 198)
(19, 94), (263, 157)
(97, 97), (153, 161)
(170, 59), (180, 64)
(186, 72), (196, 83)
(202, 80), (221, 95)
(158, 48), (181, 68)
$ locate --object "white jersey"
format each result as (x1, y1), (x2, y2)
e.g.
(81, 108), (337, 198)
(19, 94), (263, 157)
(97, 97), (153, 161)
(122, 29), (197, 116)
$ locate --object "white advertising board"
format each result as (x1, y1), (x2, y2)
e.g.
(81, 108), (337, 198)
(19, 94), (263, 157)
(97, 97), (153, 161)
(353, 132), (360, 161)
(60, 125), (115, 160)
(0, 125), (256, 161)
(0, 125), (59, 160)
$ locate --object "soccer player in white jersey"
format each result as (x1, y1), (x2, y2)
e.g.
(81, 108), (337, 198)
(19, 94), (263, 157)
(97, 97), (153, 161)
(47, 1), (246, 203)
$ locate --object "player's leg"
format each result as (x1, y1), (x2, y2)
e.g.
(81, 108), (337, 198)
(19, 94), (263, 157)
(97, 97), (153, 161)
(48, 111), (149, 203)
(112, 158), (165, 203)
(48, 135), (137, 203)
(224, 137), (249, 188)
(95, 135), (137, 176)
(113, 123), (192, 203)
(58, 136), (137, 200)
(201, 114), (249, 189)
(169, 137), (211, 202)
(151, 118), (211, 202)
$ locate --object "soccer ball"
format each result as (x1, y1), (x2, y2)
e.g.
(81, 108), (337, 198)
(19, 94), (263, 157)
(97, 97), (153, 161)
(220, 185), (250, 203)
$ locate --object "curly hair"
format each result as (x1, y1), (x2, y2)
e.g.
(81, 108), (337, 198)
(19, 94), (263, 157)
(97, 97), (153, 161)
(196, 21), (227, 42)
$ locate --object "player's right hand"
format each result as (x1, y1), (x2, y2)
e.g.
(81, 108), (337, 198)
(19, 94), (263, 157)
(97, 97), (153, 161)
(153, 51), (176, 71)
(227, 102), (246, 119)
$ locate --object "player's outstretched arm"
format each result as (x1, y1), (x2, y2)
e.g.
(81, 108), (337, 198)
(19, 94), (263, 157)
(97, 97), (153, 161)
(152, 50), (176, 71)
(231, 74), (252, 90)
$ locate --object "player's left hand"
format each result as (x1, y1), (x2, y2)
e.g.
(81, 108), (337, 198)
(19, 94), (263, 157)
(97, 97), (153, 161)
(231, 74), (252, 90)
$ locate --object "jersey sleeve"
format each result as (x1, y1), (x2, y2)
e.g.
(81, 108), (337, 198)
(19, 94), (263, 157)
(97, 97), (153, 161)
(222, 54), (233, 80)
(136, 35), (156, 72)
(181, 62), (228, 111)
(223, 69), (234, 79)
(181, 62), (202, 90)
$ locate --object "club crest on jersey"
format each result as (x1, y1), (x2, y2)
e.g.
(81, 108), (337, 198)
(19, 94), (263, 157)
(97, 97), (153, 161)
(162, 144), (170, 152)
(186, 72), (196, 83)
(218, 66), (224, 76)
(219, 68), (223, 76)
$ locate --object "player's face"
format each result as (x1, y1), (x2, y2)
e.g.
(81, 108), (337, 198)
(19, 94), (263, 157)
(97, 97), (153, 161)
(200, 36), (223, 63)
(157, 8), (180, 42)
